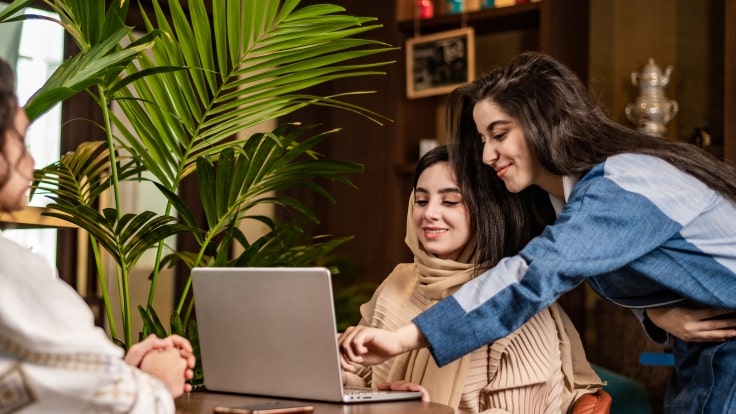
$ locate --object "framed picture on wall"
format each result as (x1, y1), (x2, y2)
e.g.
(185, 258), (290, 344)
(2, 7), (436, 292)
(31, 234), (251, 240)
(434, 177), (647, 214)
(406, 27), (475, 99)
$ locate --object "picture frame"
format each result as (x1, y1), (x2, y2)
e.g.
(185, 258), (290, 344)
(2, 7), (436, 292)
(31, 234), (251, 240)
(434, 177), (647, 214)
(405, 27), (475, 99)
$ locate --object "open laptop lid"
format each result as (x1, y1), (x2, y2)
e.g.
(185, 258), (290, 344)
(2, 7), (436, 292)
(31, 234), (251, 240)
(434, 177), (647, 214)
(192, 267), (421, 403)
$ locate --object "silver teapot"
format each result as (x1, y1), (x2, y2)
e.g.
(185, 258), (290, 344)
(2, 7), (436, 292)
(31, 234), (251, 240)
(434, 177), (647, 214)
(625, 58), (678, 136)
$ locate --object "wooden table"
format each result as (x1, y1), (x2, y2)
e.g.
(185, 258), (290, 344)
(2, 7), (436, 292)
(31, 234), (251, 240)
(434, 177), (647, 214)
(175, 391), (454, 414)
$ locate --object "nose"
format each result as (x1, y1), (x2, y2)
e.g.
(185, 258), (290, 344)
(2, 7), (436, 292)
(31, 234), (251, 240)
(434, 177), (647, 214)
(481, 140), (498, 166)
(423, 202), (439, 220)
(21, 148), (36, 179)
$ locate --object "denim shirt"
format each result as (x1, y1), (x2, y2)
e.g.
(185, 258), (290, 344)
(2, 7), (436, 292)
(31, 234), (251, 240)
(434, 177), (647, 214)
(413, 153), (736, 367)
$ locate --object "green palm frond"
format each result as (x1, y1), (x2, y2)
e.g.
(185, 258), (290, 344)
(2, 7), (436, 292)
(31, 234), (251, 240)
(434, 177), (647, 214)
(231, 224), (353, 268)
(32, 141), (142, 206)
(113, 0), (393, 189)
(41, 204), (188, 272)
(0, 0), (33, 22)
(195, 124), (363, 237)
(23, 28), (161, 120)
(3, 0), (158, 121)
(138, 304), (169, 339)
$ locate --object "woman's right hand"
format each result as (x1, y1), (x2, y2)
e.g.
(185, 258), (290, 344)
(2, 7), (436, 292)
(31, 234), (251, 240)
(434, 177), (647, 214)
(338, 323), (427, 370)
(647, 307), (736, 342)
(339, 326), (404, 370)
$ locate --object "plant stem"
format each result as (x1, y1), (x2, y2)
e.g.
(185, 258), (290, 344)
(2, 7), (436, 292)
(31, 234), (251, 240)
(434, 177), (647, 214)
(177, 240), (210, 324)
(146, 203), (174, 308)
(90, 234), (118, 341)
(99, 87), (132, 349)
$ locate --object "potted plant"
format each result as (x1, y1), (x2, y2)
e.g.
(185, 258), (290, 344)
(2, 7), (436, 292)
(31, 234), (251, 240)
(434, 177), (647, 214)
(0, 0), (393, 373)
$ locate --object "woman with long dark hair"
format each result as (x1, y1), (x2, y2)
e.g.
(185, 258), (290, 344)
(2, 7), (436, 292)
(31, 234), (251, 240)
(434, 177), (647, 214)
(340, 52), (736, 413)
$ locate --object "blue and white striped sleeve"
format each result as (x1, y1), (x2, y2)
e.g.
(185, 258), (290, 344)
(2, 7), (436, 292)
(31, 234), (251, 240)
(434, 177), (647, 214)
(414, 155), (706, 366)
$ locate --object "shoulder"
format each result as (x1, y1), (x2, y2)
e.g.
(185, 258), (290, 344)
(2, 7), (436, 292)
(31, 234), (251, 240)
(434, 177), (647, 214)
(0, 237), (56, 282)
(364, 263), (418, 305)
(0, 238), (116, 355)
(596, 153), (708, 195)
(372, 263), (419, 299)
(573, 154), (716, 221)
(385, 263), (419, 284)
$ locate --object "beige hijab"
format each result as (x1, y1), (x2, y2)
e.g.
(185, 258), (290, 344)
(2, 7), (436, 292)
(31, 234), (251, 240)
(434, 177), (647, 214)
(383, 194), (477, 408)
(377, 194), (603, 410)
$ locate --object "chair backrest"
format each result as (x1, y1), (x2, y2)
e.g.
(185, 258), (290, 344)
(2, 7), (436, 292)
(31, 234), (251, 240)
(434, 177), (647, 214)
(571, 390), (613, 414)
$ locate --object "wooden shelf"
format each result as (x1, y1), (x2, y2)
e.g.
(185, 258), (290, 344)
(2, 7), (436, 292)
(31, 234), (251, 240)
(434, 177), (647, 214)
(398, 3), (541, 36)
(0, 206), (77, 229)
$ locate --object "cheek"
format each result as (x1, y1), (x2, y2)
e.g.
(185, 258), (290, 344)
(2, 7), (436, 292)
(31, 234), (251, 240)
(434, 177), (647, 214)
(516, 138), (535, 165)
(19, 153), (34, 176)
(461, 215), (472, 241)
(412, 210), (423, 230)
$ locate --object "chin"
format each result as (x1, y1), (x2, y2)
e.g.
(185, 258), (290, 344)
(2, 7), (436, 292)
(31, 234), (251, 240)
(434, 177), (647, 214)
(11, 199), (30, 211)
(502, 179), (529, 194)
(425, 247), (446, 257)
(504, 184), (522, 194)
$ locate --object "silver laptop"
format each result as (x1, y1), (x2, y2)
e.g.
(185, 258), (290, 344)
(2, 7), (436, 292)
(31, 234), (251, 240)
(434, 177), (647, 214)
(191, 267), (423, 403)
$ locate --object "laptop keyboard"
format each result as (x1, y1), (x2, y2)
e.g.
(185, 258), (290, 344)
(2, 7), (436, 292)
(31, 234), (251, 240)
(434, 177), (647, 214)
(343, 386), (390, 396)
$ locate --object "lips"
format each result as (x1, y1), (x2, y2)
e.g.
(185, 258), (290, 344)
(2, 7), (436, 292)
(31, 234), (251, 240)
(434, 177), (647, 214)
(495, 164), (511, 178)
(423, 227), (447, 240)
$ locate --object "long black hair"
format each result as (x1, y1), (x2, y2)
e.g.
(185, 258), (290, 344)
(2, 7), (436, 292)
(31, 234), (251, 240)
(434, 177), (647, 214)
(448, 52), (736, 205)
(0, 58), (19, 191)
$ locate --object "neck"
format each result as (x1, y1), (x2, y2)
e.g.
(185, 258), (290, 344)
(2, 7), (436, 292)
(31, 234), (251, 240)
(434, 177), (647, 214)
(537, 174), (565, 200)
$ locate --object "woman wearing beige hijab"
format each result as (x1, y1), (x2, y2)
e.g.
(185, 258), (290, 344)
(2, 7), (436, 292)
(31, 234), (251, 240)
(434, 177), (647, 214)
(343, 145), (603, 413)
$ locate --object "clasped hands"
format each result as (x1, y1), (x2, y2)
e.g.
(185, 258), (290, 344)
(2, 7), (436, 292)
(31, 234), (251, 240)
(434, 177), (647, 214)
(124, 334), (196, 398)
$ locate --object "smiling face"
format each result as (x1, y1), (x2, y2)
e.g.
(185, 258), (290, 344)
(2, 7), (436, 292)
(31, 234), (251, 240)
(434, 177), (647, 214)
(0, 108), (34, 213)
(412, 161), (471, 261)
(473, 99), (560, 196)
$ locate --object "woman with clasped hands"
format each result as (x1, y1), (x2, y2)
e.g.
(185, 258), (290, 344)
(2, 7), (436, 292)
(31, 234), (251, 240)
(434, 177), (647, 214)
(341, 52), (736, 414)
(0, 57), (194, 413)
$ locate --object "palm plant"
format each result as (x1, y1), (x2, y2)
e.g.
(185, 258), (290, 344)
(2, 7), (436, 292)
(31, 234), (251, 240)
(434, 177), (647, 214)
(0, 0), (393, 352)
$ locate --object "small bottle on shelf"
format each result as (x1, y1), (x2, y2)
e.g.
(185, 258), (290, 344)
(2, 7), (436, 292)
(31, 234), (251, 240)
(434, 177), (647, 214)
(446, 0), (464, 14)
(494, 0), (515, 7)
(417, 0), (434, 19)
(466, 0), (481, 11)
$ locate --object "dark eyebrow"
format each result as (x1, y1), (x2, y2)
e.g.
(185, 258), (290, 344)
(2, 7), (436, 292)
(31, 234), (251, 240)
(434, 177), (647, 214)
(415, 186), (462, 195)
(480, 119), (513, 133)
(438, 187), (462, 195)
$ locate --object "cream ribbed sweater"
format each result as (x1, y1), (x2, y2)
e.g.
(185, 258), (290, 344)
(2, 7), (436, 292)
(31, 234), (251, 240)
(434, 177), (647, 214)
(345, 263), (603, 414)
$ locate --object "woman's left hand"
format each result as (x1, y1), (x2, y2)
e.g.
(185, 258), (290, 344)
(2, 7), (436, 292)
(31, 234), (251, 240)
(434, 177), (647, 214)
(647, 307), (736, 342)
(377, 381), (430, 402)
(124, 334), (195, 368)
